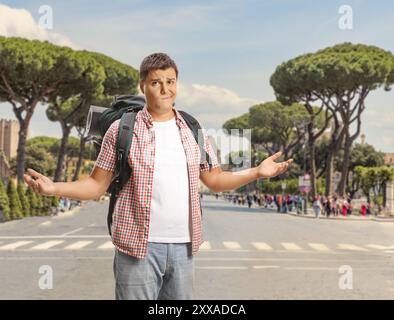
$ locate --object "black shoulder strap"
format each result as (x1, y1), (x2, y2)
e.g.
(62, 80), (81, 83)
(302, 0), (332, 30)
(107, 111), (137, 236)
(178, 110), (212, 172)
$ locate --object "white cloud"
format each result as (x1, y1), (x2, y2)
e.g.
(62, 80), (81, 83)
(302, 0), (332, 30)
(176, 82), (261, 130)
(0, 4), (78, 49)
(174, 82), (259, 160)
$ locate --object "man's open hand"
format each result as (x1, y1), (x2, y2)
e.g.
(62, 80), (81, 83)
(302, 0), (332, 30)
(256, 151), (293, 179)
(24, 168), (56, 196)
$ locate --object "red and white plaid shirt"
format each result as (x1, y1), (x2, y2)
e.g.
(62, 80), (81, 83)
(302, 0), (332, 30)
(95, 104), (219, 258)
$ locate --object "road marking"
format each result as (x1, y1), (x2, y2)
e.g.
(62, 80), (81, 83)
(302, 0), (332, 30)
(0, 241), (34, 250)
(64, 241), (93, 250)
(200, 241), (211, 250)
(366, 244), (394, 250)
(30, 240), (65, 250)
(252, 265), (280, 269)
(0, 237), (390, 253)
(0, 235), (110, 239)
(61, 228), (85, 237)
(308, 243), (332, 252)
(39, 221), (52, 227)
(338, 244), (369, 251)
(284, 267), (341, 271)
(281, 242), (302, 251)
(97, 241), (114, 250)
(223, 241), (242, 250)
(251, 242), (273, 251)
(196, 266), (248, 270)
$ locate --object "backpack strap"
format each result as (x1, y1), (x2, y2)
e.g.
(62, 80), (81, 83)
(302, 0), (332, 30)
(178, 110), (212, 172)
(107, 111), (137, 236)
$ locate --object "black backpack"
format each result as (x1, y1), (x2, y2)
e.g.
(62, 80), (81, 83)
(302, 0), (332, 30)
(92, 95), (212, 236)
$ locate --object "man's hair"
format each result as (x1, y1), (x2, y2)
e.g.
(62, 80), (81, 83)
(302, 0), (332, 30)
(139, 53), (178, 81)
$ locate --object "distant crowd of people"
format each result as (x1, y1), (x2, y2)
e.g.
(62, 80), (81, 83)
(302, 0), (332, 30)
(213, 192), (377, 218)
(311, 194), (374, 218)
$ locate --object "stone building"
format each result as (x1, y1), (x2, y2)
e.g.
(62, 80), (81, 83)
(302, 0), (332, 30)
(0, 119), (19, 181)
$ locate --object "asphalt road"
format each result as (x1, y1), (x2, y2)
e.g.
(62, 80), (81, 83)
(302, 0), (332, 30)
(1, 195), (394, 300)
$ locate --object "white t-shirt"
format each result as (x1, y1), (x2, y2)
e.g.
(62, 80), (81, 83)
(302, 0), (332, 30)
(148, 116), (191, 243)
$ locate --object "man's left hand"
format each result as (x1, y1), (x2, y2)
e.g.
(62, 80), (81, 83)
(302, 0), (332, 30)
(256, 151), (293, 179)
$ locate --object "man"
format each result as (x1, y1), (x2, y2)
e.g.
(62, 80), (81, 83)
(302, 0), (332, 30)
(24, 53), (293, 300)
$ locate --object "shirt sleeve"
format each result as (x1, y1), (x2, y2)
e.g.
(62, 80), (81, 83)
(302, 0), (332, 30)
(199, 128), (221, 173)
(94, 119), (120, 172)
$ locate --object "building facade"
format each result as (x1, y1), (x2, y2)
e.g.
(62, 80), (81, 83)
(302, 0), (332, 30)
(0, 119), (19, 160)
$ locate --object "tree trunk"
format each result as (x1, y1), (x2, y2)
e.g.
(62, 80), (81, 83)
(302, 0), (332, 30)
(324, 152), (334, 197)
(338, 131), (352, 196)
(72, 137), (86, 181)
(307, 124), (317, 199)
(322, 119), (345, 197)
(54, 122), (71, 182)
(15, 107), (34, 184)
(309, 143), (317, 199)
(16, 126), (28, 183)
(64, 155), (71, 182)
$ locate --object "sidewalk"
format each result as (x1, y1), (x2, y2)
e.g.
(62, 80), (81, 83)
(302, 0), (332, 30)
(286, 209), (394, 222)
(260, 203), (394, 222)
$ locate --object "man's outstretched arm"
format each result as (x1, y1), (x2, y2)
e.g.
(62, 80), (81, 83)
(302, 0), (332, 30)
(200, 151), (293, 193)
(24, 166), (113, 201)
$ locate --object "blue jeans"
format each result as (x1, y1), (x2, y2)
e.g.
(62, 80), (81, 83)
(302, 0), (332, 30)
(113, 242), (194, 300)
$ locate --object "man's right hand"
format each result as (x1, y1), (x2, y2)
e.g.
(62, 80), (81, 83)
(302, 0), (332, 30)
(24, 168), (56, 196)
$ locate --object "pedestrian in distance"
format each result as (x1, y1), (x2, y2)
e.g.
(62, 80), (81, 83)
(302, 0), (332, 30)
(313, 195), (322, 219)
(246, 194), (252, 208)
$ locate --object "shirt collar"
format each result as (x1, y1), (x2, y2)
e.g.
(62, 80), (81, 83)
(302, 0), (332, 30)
(140, 104), (187, 129)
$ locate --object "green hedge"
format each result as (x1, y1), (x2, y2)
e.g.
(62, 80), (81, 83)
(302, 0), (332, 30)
(0, 179), (10, 221)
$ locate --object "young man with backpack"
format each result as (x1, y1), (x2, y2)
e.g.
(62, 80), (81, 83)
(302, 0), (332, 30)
(24, 52), (293, 300)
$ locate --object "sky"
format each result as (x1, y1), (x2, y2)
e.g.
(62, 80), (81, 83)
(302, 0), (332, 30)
(1, 0), (394, 153)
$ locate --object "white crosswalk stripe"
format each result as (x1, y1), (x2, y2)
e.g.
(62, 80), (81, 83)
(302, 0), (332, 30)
(252, 265), (280, 269)
(39, 221), (52, 227)
(0, 239), (389, 253)
(31, 240), (65, 250)
(366, 244), (394, 250)
(64, 241), (94, 250)
(223, 241), (242, 249)
(251, 242), (273, 251)
(0, 241), (34, 250)
(338, 244), (369, 251)
(97, 241), (115, 250)
(281, 242), (303, 251)
(200, 241), (211, 250)
(308, 243), (332, 252)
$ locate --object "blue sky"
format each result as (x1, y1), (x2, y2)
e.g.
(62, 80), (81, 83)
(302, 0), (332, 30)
(1, 0), (394, 152)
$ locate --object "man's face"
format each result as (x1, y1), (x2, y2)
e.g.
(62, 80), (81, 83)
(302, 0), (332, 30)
(139, 67), (177, 113)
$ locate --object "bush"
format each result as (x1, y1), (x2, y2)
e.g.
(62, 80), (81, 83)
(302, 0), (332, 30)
(7, 179), (23, 220)
(42, 196), (52, 216)
(17, 182), (31, 217)
(36, 194), (45, 216)
(0, 178), (10, 221)
(51, 196), (60, 207)
(27, 187), (38, 216)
